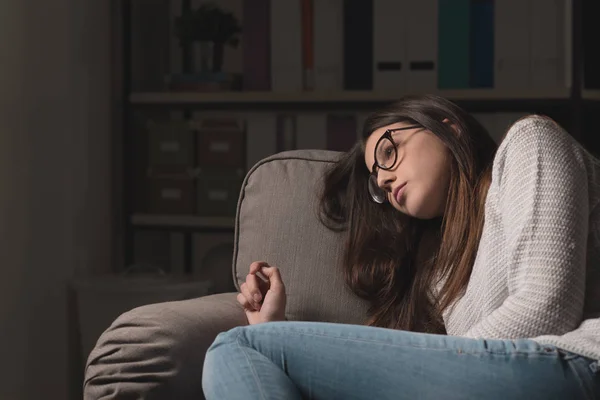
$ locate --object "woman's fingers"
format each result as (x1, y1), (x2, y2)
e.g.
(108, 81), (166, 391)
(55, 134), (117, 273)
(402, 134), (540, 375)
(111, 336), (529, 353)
(240, 281), (261, 311)
(249, 261), (269, 275)
(246, 273), (266, 303)
(258, 266), (285, 293)
(236, 292), (255, 312)
(236, 292), (248, 307)
(249, 261), (284, 292)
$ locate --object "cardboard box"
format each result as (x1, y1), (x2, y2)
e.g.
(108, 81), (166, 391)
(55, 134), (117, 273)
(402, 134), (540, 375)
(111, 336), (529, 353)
(146, 168), (195, 214)
(194, 118), (245, 168)
(196, 167), (244, 217)
(147, 120), (194, 166)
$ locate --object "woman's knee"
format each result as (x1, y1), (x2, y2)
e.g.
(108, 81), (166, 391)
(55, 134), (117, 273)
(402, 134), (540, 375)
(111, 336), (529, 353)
(207, 326), (245, 354)
(207, 322), (291, 363)
(203, 327), (245, 389)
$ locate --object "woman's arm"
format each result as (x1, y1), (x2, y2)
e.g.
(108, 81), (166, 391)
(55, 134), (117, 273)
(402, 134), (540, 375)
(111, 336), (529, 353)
(465, 116), (590, 339)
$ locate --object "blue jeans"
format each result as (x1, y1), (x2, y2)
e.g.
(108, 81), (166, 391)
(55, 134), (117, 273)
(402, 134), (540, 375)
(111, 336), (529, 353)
(202, 321), (600, 400)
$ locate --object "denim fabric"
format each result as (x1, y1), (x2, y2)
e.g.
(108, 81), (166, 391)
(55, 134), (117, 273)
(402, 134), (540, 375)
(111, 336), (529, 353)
(203, 321), (600, 400)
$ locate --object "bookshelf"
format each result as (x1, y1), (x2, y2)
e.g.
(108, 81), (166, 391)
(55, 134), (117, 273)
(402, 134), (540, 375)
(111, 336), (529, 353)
(583, 90), (600, 101)
(117, 0), (596, 274)
(130, 88), (572, 106)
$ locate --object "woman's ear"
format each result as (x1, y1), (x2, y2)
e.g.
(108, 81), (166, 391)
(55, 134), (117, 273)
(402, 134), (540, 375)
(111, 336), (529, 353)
(442, 118), (459, 134)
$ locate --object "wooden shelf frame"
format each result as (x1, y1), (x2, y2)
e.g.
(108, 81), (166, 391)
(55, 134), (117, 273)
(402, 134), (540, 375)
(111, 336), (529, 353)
(130, 88), (572, 106)
(131, 214), (236, 230)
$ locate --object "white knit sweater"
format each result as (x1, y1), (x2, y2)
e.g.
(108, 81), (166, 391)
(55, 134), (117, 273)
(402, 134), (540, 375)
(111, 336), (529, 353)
(443, 115), (600, 362)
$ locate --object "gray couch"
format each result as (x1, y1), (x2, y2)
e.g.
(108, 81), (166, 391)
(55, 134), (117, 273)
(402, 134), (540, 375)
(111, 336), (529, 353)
(83, 150), (371, 399)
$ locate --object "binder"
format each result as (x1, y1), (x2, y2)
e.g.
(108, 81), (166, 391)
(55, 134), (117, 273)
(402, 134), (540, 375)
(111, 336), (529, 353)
(131, 0), (171, 91)
(470, 0), (494, 88)
(530, 0), (565, 88)
(406, 0), (438, 91)
(343, 0), (373, 90)
(495, 0), (531, 89)
(356, 112), (372, 141)
(583, 0), (600, 88)
(271, 0), (303, 91)
(242, 0), (270, 91)
(296, 114), (328, 150)
(564, 0), (573, 89)
(438, 0), (470, 89)
(276, 115), (297, 152)
(246, 113), (277, 169)
(169, 0), (183, 74)
(301, 0), (315, 90)
(314, 0), (344, 91)
(373, 0), (407, 92)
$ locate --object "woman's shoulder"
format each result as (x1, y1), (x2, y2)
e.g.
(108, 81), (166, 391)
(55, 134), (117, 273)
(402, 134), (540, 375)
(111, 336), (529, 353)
(488, 115), (600, 202)
(498, 115), (572, 154)
(493, 115), (593, 175)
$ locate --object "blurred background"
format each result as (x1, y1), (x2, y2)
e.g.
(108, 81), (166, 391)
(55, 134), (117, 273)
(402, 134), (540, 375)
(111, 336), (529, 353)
(1, 0), (599, 398)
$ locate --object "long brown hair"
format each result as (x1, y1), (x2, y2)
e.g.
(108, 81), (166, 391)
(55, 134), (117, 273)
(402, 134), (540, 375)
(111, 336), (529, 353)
(320, 95), (497, 333)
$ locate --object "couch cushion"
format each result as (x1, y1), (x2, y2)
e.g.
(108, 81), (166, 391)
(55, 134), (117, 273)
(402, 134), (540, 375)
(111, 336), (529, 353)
(84, 293), (247, 400)
(233, 150), (369, 324)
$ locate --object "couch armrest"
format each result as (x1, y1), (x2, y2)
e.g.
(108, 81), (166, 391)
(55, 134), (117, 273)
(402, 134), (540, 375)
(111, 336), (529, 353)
(83, 292), (246, 400)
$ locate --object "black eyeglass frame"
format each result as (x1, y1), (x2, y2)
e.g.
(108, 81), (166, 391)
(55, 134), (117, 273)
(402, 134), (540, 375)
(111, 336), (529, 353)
(368, 125), (421, 204)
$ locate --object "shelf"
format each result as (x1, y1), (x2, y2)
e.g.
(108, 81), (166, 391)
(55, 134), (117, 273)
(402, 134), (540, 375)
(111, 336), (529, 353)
(131, 214), (235, 230)
(583, 90), (600, 101)
(130, 88), (572, 106)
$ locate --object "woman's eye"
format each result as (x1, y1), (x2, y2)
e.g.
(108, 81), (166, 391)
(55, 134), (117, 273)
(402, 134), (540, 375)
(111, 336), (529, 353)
(382, 145), (394, 160)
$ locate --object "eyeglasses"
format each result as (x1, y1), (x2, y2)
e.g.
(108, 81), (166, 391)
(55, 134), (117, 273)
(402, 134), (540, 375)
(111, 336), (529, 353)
(368, 125), (421, 204)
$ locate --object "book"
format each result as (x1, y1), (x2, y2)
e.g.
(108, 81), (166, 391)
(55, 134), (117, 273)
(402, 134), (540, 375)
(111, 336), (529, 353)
(470, 0), (494, 88)
(374, 0), (407, 91)
(438, 0), (470, 89)
(271, 0), (303, 91)
(343, 0), (373, 90)
(406, 0), (438, 91)
(242, 0), (270, 90)
(314, 0), (343, 91)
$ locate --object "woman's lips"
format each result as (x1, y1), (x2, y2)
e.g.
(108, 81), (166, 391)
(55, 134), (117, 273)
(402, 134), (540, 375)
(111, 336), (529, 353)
(394, 182), (407, 204)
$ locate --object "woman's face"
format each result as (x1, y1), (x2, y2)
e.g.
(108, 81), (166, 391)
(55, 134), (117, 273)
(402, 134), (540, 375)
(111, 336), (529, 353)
(364, 122), (452, 219)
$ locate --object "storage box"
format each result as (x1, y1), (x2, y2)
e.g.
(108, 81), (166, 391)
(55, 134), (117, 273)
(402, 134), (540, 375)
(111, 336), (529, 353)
(146, 168), (195, 214)
(196, 167), (244, 217)
(194, 118), (245, 168)
(147, 120), (194, 166)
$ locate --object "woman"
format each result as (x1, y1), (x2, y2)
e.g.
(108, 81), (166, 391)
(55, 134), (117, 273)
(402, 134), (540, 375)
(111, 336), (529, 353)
(202, 95), (600, 399)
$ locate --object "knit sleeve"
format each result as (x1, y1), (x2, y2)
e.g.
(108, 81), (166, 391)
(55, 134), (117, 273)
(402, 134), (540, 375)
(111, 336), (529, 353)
(465, 116), (589, 339)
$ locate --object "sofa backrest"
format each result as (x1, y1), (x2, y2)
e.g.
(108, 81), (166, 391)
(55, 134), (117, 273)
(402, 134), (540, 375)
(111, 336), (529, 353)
(233, 150), (370, 324)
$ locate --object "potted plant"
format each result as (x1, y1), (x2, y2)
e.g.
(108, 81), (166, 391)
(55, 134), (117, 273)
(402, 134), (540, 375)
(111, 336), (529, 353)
(174, 2), (241, 74)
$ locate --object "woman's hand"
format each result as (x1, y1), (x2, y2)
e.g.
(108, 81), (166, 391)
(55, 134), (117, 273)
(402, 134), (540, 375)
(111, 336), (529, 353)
(237, 261), (287, 325)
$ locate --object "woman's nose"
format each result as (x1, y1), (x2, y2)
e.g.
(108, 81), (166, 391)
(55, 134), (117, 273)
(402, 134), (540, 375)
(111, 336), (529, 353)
(377, 169), (396, 190)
